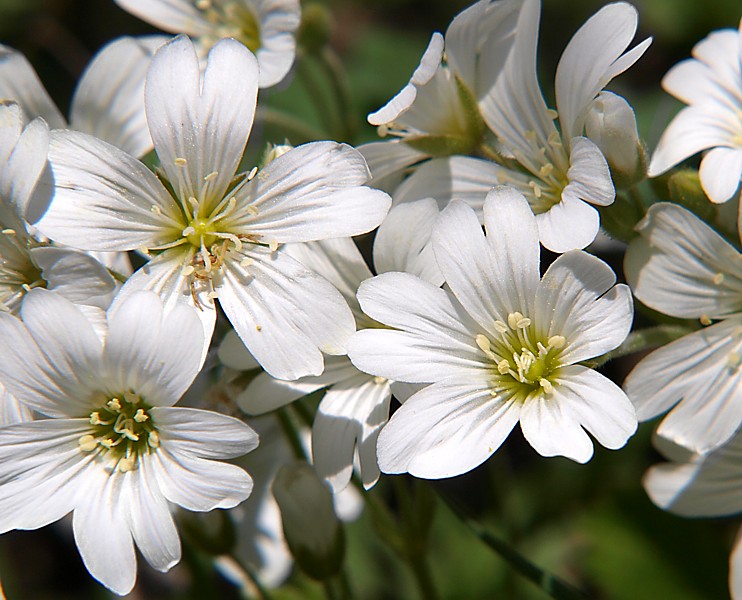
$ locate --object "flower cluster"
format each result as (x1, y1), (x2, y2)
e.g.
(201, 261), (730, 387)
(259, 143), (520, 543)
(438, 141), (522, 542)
(1, 0), (741, 597)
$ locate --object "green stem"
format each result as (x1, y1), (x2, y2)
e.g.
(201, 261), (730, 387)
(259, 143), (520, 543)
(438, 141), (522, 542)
(256, 106), (326, 143)
(393, 478), (440, 600)
(318, 47), (355, 141)
(218, 553), (273, 600)
(296, 56), (335, 137)
(436, 489), (589, 600)
(276, 408), (308, 461)
(589, 324), (694, 368)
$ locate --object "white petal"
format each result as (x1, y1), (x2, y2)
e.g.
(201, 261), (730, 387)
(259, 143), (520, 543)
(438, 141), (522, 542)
(154, 447), (254, 512)
(479, 0), (558, 162)
(146, 36), (258, 210)
(699, 147), (742, 203)
(444, 0), (521, 99)
(536, 194), (600, 253)
(1, 113), (49, 220)
(373, 198), (443, 286)
(152, 406), (259, 459)
(357, 141), (426, 183)
(350, 272), (485, 383)
(433, 197), (537, 330)
(393, 155), (501, 213)
(218, 329), (261, 371)
(103, 291), (204, 406)
(31, 246), (117, 308)
(37, 129), (178, 250)
(376, 378), (521, 478)
(555, 2), (650, 140)
(284, 238), (371, 321)
(0, 383), (32, 426)
(71, 35), (167, 158)
(624, 202), (742, 319)
(648, 105), (735, 177)
(217, 245), (356, 380)
(73, 471), (137, 595)
(239, 355), (355, 415)
(731, 528), (742, 600)
(623, 317), (742, 453)
(644, 441), (742, 518)
(0, 44), (66, 128)
(551, 366), (636, 451)
(520, 392), (594, 463)
(0, 290), (102, 417)
(563, 136), (615, 207)
(254, 0), (301, 88)
(536, 251), (633, 364)
(126, 458), (181, 572)
(229, 142), (390, 242)
(367, 33), (444, 125)
(312, 374), (391, 491)
(0, 419), (90, 531)
(113, 0), (212, 36)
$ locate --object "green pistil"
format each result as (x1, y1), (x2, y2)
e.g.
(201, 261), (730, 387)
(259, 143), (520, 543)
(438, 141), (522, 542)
(79, 392), (159, 472)
(476, 312), (566, 399)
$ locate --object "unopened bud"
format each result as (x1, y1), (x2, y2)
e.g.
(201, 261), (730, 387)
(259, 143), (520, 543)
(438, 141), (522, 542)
(667, 169), (716, 221)
(297, 3), (333, 55)
(272, 462), (345, 580)
(585, 91), (646, 187)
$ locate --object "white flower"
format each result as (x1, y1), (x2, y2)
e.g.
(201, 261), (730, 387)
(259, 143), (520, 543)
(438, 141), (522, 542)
(648, 20), (742, 204)
(35, 36), (390, 380)
(644, 431), (742, 600)
(114, 0), (301, 88)
(348, 187), (636, 478)
(0, 289), (258, 595)
(230, 200), (441, 491)
(624, 202), (742, 454)
(394, 0), (650, 253)
(0, 103), (118, 316)
(0, 36), (165, 159)
(359, 0), (522, 185)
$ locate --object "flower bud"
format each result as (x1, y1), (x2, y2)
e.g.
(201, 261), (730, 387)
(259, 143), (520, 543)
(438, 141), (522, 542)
(585, 91), (646, 187)
(297, 3), (333, 55)
(667, 169), (716, 221)
(272, 462), (345, 580)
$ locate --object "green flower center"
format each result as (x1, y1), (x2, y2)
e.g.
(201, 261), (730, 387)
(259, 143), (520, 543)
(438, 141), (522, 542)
(199, 0), (262, 53)
(0, 229), (47, 313)
(476, 311), (566, 400)
(78, 392), (160, 472)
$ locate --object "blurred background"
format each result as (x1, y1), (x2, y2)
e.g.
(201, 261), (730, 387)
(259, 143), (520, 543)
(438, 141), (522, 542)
(0, 0), (740, 598)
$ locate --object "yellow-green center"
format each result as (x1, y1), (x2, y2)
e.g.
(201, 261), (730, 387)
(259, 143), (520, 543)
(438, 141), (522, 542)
(476, 311), (566, 400)
(78, 392), (160, 472)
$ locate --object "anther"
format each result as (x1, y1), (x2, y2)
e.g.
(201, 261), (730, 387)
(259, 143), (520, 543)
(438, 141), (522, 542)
(89, 412), (102, 426)
(548, 335), (566, 349)
(493, 320), (508, 334)
(150, 205), (162, 215)
(713, 272), (725, 285)
(174, 157), (187, 166)
(700, 315), (712, 326)
(1, 228), (16, 235)
(204, 170), (219, 182)
(539, 378), (554, 394)
(247, 167), (258, 181)
(247, 205), (259, 216)
(182, 265), (195, 276)
(79, 435), (97, 452)
(148, 431), (160, 448)
(240, 257), (254, 268)
(269, 240), (279, 252)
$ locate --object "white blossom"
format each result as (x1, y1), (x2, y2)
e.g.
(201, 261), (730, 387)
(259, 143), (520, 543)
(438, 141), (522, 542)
(624, 202), (742, 454)
(649, 20), (742, 204)
(0, 289), (258, 595)
(35, 36), (390, 380)
(348, 187), (636, 478)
